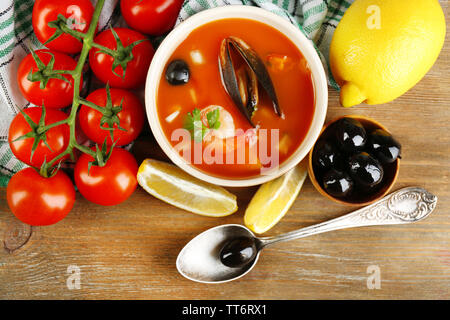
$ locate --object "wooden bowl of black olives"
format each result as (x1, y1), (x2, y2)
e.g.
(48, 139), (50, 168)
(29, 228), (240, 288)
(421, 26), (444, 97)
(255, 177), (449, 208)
(308, 115), (401, 206)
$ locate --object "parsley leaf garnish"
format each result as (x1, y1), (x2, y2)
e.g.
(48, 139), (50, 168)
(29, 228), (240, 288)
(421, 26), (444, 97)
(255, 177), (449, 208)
(183, 108), (222, 142)
(206, 108), (221, 130)
(183, 108), (204, 142)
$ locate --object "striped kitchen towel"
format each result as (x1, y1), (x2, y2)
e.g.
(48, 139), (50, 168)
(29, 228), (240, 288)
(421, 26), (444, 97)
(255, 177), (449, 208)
(0, 0), (352, 186)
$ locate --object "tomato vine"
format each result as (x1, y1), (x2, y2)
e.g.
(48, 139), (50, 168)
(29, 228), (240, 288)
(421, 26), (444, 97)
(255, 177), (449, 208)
(23, 0), (144, 175)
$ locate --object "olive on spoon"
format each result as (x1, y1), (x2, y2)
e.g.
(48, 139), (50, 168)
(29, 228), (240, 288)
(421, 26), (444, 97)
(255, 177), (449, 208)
(176, 187), (437, 283)
(220, 236), (258, 268)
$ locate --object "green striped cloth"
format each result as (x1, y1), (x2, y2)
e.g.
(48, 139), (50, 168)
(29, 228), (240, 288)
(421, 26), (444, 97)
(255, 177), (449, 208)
(0, 0), (352, 187)
(0, 1), (38, 187)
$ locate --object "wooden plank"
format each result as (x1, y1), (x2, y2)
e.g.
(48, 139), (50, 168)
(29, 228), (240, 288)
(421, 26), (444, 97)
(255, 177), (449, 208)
(0, 2), (449, 300)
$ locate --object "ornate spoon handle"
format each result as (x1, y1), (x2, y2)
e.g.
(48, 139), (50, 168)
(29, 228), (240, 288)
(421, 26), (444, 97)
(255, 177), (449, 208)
(258, 187), (437, 248)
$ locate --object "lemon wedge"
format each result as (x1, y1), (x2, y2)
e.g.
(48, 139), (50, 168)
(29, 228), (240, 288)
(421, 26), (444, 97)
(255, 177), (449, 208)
(137, 159), (237, 217)
(244, 160), (308, 234)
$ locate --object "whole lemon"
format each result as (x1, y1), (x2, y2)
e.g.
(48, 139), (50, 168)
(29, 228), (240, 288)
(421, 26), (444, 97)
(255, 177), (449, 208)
(330, 0), (446, 107)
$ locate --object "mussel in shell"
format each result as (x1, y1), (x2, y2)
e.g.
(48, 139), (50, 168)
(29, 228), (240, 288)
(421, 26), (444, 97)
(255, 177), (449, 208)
(218, 37), (282, 127)
(236, 64), (259, 119)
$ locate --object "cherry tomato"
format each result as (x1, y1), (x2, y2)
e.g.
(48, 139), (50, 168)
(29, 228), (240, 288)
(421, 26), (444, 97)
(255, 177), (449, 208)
(79, 88), (145, 146)
(120, 0), (184, 36)
(17, 50), (81, 108)
(7, 168), (75, 226)
(89, 28), (154, 89)
(74, 148), (138, 206)
(32, 0), (95, 54)
(8, 107), (70, 167)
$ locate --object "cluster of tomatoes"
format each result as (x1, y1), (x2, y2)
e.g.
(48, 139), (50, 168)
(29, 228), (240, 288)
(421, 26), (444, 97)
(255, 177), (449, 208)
(6, 0), (184, 226)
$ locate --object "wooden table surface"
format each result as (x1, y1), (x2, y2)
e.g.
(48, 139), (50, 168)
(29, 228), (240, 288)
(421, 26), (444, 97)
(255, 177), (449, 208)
(1, 5), (449, 301)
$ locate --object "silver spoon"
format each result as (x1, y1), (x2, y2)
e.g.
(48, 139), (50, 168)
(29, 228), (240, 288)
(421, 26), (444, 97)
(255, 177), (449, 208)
(176, 187), (437, 283)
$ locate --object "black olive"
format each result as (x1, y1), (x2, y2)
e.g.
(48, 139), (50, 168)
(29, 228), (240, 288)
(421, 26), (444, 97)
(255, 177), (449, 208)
(322, 169), (354, 198)
(220, 236), (257, 268)
(335, 118), (367, 152)
(165, 59), (190, 85)
(312, 140), (342, 171)
(348, 152), (384, 186)
(368, 129), (401, 164)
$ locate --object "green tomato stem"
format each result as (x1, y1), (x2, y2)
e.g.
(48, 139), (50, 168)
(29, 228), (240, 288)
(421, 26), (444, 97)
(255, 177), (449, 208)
(78, 97), (105, 113)
(91, 42), (116, 56)
(73, 142), (95, 157)
(40, 119), (69, 132)
(53, 69), (75, 75)
(60, 26), (86, 41)
(43, 148), (70, 169)
(44, 0), (106, 170)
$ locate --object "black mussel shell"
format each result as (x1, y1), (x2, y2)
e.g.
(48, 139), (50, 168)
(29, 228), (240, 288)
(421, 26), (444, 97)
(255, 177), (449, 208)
(236, 64), (259, 118)
(165, 59), (190, 85)
(220, 236), (257, 268)
(218, 37), (282, 127)
(335, 118), (367, 152)
(322, 169), (354, 198)
(348, 152), (384, 187)
(368, 129), (401, 164)
(312, 140), (342, 171)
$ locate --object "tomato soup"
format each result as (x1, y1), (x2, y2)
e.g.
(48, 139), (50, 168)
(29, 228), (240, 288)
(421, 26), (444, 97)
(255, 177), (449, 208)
(157, 18), (315, 179)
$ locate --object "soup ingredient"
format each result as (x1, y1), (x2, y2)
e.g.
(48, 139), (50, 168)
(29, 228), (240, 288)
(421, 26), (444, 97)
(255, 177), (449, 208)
(89, 28), (154, 89)
(201, 105), (235, 140)
(220, 237), (257, 268)
(74, 148), (138, 206)
(7, 167), (75, 226)
(322, 169), (354, 198)
(17, 50), (80, 108)
(8, 107), (70, 167)
(183, 108), (205, 142)
(137, 159), (238, 217)
(266, 54), (294, 72)
(368, 129), (402, 164)
(330, 0), (446, 107)
(165, 59), (190, 85)
(165, 109), (180, 123)
(348, 152), (384, 187)
(32, 0), (95, 54)
(218, 37), (282, 126)
(278, 133), (293, 155)
(204, 108), (221, 131)
(236, 65), (259, 115)
(183, 107), (225, 142)
(312, 140), (342, 171)
(190, 50), (205, 65)
(120, 0), (183, 36)
(335, 118), (367, 152)
(244, 160), (308, 234)
(78, 87), (144, 146)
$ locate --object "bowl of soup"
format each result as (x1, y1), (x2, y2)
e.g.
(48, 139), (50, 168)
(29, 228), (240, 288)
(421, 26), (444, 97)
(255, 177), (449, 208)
(145, 5), (328, 187)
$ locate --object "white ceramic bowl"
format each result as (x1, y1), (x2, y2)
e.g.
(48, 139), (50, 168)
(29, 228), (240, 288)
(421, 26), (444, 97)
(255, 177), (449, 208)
(145, 5), (328, 187)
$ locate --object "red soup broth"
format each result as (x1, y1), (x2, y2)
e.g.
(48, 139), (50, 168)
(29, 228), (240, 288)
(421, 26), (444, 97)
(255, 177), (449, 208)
(157, 18), (315, 179)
